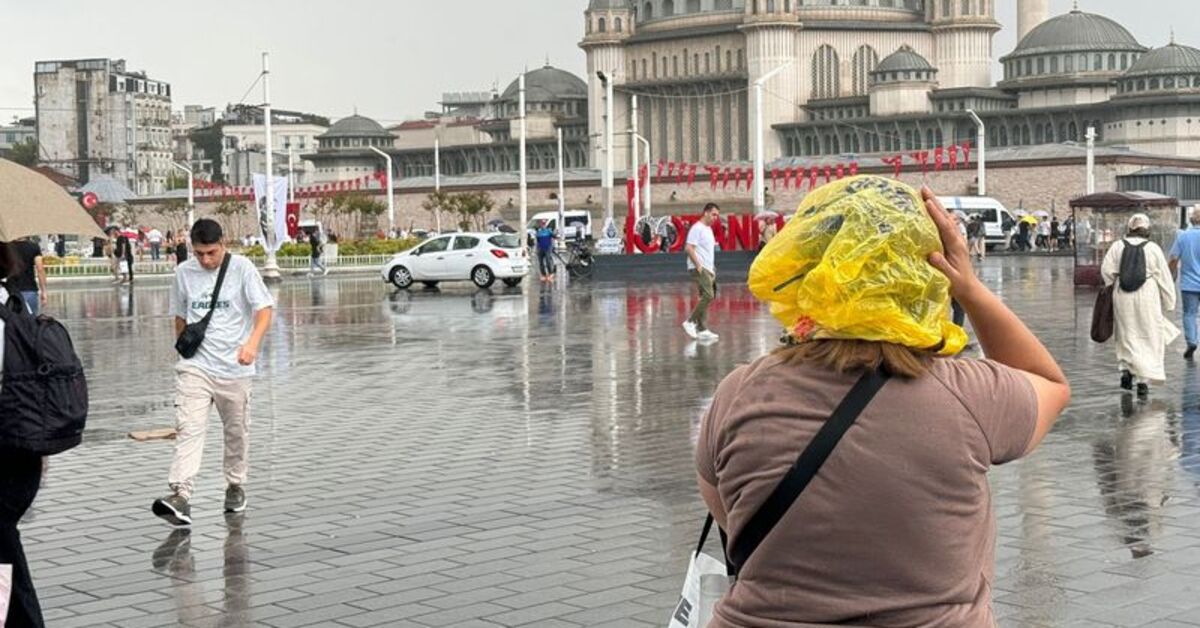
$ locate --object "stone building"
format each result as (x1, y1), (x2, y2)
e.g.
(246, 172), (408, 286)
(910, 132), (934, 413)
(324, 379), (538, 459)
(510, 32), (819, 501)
(221, 122), (328, 187)
(579, 0), (1200, 168)
(0, 117), (36, 157)
(34, 58), (173, 195)
(307, 114), (396, 183)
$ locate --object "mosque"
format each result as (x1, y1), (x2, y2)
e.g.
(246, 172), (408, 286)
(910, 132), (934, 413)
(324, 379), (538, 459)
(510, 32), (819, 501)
(580, 0), (1200, 167)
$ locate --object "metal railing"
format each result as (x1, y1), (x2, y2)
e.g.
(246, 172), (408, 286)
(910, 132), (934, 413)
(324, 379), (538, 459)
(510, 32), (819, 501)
(45, 254), (394, 277)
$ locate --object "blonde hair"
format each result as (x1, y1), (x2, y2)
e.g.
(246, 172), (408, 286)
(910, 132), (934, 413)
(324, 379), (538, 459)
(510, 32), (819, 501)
(776, 339), (933, 379)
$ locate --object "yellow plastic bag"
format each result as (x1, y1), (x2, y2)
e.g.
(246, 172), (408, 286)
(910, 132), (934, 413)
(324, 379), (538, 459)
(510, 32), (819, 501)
(748, 175), (966, 355)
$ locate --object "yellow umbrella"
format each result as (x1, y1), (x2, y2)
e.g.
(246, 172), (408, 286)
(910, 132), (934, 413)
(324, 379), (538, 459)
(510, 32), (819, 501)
(0, 158), (106, 241)
(1021, 215), (1039, 225)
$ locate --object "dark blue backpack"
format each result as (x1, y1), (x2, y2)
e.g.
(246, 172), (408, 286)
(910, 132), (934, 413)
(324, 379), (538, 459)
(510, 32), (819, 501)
(0, 289), (88, 455)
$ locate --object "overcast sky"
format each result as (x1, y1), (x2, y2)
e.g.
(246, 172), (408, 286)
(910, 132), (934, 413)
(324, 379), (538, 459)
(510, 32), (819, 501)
(0, 0), (1190, 126)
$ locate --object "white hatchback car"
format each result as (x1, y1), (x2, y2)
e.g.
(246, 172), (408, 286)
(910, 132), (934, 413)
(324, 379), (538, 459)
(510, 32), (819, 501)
(383, 232), (528, 289)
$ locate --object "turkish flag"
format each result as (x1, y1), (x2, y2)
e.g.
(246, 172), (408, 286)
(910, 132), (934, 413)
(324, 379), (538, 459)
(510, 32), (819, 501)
(687, 164), (697, 187)
(734, 167), (744, 189)
(657, 160), (666, 178)
(823, 166), (832, 183)
(849, 161), (859, 176)
(910, 151), (931, 173)
(746, 169), (754, 191)
(948, 144), (959, 170)
(883, 155), (904, 178)
(707, 166), (720, 189)
(808, 167), (818, 190)
(835, 164), (845, 180)
(285, 203), (301, 238)
(771, 168), (780, 191)
(722, 167), (732, 189)
(960, 141), (972, 167)
(795, 167), (805, 189)
(676, 162), (686, 185)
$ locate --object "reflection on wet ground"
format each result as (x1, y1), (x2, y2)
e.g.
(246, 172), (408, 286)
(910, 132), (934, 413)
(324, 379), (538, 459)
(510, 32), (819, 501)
(21, 258), (1200, 626)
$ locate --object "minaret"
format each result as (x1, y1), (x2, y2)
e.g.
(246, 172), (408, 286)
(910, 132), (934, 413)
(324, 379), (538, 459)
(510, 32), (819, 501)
(580, 0), (632, 170)
(741, 0), (801, 162)
(1017, 0), (1050, 42)
(929, 0), (1000, 88)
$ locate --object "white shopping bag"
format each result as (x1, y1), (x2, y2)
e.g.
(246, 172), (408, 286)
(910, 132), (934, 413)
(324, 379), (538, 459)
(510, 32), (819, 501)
(0, 563), (12, 627)
(669, 516), (732, 628)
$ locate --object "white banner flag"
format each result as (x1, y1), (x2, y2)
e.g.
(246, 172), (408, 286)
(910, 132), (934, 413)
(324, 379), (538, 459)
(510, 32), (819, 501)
(253, 174), (289, 253)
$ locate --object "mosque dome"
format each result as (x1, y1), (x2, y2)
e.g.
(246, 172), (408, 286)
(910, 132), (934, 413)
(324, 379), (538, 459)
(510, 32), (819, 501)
(1125, 42), (1200, 78)
(321, 115), (391, 139)
(1007, 10), (1143, 58)
(502, 66), (588, 102)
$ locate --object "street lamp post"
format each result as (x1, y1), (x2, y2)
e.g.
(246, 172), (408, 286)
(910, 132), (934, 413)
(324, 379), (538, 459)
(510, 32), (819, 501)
(1086, 126), (1096, 195)
(519, 72), (528, 237)
(753, 61), (792, 213)
(171, 161), (194, 228)
(260, 52), (281, 282)
(369, 146), (395, 235)
(598, 71), (614, 226)
(966, 109), (987, 197)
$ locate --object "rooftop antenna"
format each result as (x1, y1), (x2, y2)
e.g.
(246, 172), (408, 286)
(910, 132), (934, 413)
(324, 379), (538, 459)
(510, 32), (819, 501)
(1073, 0), (1079, 11)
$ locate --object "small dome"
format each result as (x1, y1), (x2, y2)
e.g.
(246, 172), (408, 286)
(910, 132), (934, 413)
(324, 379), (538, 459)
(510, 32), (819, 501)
(502, 65), (587, 102)
(321, 115), (391, 139)
(1126, 43), (1200, 77)
(1008, 10), (1143, 58)
(874, 46), (935, 74)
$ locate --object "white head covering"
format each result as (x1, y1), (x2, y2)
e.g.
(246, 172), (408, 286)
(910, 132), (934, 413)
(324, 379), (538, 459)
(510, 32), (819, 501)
(1128, 213), (1151, 231)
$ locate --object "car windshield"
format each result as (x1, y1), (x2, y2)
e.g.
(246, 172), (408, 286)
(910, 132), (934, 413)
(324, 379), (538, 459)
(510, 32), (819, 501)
(488, 234), (520, 249)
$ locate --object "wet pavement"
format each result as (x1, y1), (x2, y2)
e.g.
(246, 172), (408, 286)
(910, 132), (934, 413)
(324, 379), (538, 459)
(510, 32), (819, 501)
(19, 257), (1200, 627)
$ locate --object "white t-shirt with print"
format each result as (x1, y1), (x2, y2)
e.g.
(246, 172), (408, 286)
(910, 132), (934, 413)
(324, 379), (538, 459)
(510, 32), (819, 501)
(686, 222), (716, 273)
(169, 255), (274, 380)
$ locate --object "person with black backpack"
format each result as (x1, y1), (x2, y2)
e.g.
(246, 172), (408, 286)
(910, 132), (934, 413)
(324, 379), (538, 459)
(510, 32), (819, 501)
(152, 219), (274, 527)
(0, 240), (88, 628)
(1101, 213), (1179, 398)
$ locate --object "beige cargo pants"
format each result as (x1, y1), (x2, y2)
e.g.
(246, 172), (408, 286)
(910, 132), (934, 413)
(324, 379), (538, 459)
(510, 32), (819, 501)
(167, 368), (252, 500)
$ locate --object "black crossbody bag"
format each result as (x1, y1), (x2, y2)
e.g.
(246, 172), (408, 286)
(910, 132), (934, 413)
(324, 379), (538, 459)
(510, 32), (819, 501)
(713, 368), (892, 575)
(175, 253), (231, 359)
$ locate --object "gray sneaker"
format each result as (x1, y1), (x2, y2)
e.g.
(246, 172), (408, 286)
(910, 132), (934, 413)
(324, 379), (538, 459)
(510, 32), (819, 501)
(152, 494), (192, 527)
(224, 485), (247, 513)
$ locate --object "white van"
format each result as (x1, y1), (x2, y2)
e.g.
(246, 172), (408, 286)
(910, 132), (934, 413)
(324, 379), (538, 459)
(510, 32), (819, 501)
(526, 210), (592, 242)
(939, 196), (1016, 251)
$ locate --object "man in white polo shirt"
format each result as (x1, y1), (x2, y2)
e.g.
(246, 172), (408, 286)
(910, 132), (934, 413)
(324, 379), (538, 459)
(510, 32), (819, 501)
(683, 203), (721, 342)
(153, 219), (274, 526)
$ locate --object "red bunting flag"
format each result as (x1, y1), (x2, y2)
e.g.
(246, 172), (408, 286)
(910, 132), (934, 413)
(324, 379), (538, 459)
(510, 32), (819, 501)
(722, 167), (732, 189)
(910, 151), (931, 174)
(849, 161), (859, 176)
(657, 160), (666, 178)
(676, 162), (686, 185)
(835, 164), (845, 180)
(882, 154), (904, 178)
(808, 167), (818, 190)
(795, 167), (805, 189)
(823, 166), (832, 184)
(688, 164), (697, 187)
(959, 141), (972, 168)
(783, 167), (793, 189)
(734, 167), (745, 190)
(668, 161), (677, 179)
(771, 168), (780, 191)
(948, 144), (959, 170)
(934, 147), (945, 171)
(747, 169), (754, 191)
(707, 165), (720, 189)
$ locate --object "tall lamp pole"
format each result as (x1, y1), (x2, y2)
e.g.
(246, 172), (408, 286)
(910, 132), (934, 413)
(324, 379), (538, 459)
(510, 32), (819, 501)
(171, 161), (194, 228)
(261, 52), (281, 281)
(753, 61), (792, 213)
(967, 109), (987, 197)
(369, 146), (395, 235)
(598, 71), (614, 226)
(519, 72), (528, 237)
(434, 137), (442, 232)
(1086, 126), (1096, 195)
(557, 127), (565, 246)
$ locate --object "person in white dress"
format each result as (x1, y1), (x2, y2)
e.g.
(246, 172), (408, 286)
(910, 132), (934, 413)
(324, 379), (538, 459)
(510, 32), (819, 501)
(1101, 213), (1179, 398)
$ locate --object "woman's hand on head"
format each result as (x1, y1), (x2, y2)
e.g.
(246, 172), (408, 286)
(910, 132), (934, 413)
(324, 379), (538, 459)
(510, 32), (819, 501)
(922, 187), (983, 301)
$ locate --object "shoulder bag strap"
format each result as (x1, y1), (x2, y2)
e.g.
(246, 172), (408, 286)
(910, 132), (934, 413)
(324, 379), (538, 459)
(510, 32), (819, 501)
(727, 368), (892, 573)
(200, 253), (232, 324)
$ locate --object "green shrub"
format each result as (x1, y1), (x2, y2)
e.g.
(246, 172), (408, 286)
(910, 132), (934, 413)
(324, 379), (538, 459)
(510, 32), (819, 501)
(239, 238), (419, 258)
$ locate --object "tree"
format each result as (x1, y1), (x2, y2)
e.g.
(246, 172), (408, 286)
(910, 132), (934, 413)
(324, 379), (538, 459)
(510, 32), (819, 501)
(153, 199), (189, 233)
(9, 139), (37, 167)
(189, 122), (225, 182)
(446, 191), (495, 232)
(421, 190), (450, 231)
(165, 171), (189, 191)
(213, 199), (249, 241)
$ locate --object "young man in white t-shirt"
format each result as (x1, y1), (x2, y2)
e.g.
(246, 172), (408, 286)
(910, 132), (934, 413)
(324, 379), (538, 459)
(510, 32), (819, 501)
(153, 219), (274, 526)
(683, 203), (721, 342)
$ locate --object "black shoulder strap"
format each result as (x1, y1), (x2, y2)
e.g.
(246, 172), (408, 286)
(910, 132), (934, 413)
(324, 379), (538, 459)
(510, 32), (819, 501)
(201, 253), (232, 322)
(727, 368), (891, 573)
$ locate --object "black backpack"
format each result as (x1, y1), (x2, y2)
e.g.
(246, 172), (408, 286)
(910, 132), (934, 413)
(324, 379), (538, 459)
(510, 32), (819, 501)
(1118, 239), (1149, 293)
(0, 288), (88, 455)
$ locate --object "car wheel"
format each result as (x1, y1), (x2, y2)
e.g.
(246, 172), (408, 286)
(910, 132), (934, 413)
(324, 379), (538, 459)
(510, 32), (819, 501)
(502, 277), (523, 288)
(422, 281), (439, 289)
(471, 265), (495, 289)
(389, 266), (414, 289)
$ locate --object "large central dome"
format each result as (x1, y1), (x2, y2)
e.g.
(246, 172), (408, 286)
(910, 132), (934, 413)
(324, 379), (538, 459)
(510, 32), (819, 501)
(1008, 10), (1142, 58)
(502, 65), (587, 102)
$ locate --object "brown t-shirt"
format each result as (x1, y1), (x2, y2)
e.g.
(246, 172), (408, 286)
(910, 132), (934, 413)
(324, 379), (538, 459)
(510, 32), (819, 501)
(696, 353), (1038, 628)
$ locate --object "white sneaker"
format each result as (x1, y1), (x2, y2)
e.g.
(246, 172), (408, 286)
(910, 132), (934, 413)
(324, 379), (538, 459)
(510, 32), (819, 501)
(323, 267), (330, 276)
(682, 321), (698, 339)
(698, 330), (720, 342)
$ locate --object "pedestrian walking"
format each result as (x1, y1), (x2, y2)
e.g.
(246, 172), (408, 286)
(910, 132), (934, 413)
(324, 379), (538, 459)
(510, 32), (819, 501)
(682, 203), (721, 342)
(53, 234), (66, 258)
(1102, 214), (1178, 398)
(1036, 218), (1051, 251)
(0, 243), (44, 628)
(535, 220), (556, 282)
(966, 214), (985, 261)
(1050, 216), (1061, 252)
(111, 228), (135, 285)
(307, 231), (328, 277)
(12, 237), (47, 316)
(1169, 208), (1200, 360)
(696, 178), (1070, 627)
(152, 219), (274, 527)
(1017, 218), (1032, 252)
(1060, 215), (1075, 250)
(173, 232), (189, 267)
(148, 227), (164, 261)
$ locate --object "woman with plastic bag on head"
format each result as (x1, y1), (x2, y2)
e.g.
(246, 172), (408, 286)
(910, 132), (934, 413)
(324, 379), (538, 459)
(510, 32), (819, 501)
(693, 176), (1070, 627)
(1100, 213), (1178, 399)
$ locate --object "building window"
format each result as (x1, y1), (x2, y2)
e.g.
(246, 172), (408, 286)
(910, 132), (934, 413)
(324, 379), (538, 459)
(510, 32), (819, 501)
(942, 0), (950, 17)
(643, 2), (653, 19)
(812, 45), (840, 99)
(737, 49), (744, 70)
(598, 17), (606, 32)
(961, 0), (970, 15)
(1037, 57), (1045, 74)
(1108, 53), (1116, 70)
(615, 17), (623, 32)
(1121, 53), (1129, 70)
(664, 0), (675, 15)
(1065, 55), (1074, 72)
(852, 45), (879, 96)
(1095, 54), (1103, 70)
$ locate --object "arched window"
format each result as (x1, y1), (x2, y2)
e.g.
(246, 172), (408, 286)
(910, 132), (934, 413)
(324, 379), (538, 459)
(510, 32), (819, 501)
(598, 17), (606, 32)
(663, 0), (675, 16)
(586, 18), (592, 34)
(767, 0), (776, 12)
(1068, 121), (1078, 141)
(688, 0), (701, 11)
(644, 2), (653, 19)
(615, 17), (623, 32)
(1022, 125), (1031, 145)
(1121, 54), (1129, 70)
(1150, 78), (1160, 90)
(852, 45), (879, 96)
(942, 0), (950, 17)
(812, 45), (841, 99)
(961, 0), (970, 15)
(1108, 54), (1116, 70)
